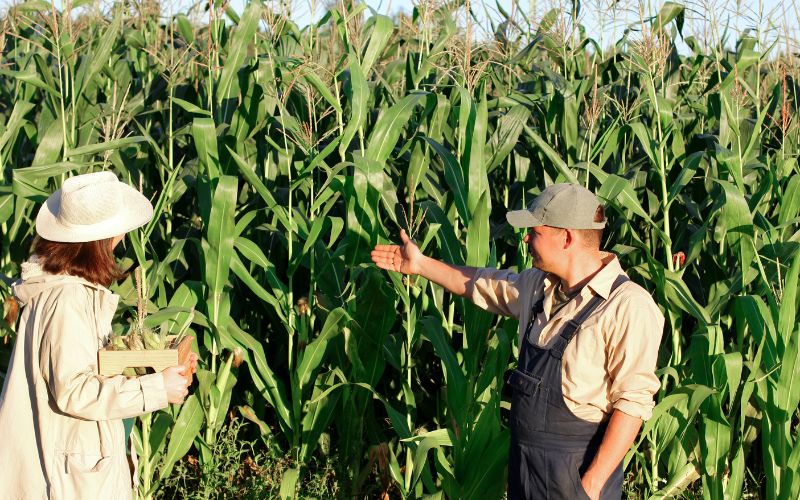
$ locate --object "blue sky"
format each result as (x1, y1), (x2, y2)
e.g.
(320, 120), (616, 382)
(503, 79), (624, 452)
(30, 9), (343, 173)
(223, 0), (799, 50)
(2, 0), (798, 53)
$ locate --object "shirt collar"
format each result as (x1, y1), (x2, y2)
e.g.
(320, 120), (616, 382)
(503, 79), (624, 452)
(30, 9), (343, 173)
(541, 252), (626, 300)
(585, 253), (626, 299)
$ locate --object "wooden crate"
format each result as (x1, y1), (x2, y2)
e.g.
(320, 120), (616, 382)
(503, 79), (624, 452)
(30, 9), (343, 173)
(98, 335), (193, 382)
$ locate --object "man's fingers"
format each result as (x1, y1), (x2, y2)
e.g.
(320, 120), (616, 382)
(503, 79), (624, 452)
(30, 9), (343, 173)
(400, 229), (410, 245)
(371, 248), (402, 272)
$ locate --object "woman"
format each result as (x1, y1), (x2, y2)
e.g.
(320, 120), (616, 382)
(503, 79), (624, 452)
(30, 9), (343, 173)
(0, 171), (197, 499)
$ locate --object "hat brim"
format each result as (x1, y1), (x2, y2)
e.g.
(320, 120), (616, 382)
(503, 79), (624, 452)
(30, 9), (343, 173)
(36, 184), (154, 243)
(506, 209), (544, 228)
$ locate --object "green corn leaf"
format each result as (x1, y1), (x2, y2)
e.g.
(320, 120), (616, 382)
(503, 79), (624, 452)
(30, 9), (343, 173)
(66, 136), (146, 158)
(73, 14), (122, 95)
(32, 118), (65, 167)
(192, 118), (221, 180)
(778, 251), (800, 346)
(366, 92), (428, 165)
(230, 253), (287, 323)
(12, 162), (88, 200)
(300, 372), (341, 462)
(779, 174), (800, 227)
(0, 101), (34, 154)
(340, 51), (368, 157)
(664, 271), (712, 325)
(488, 105), (530, 172)
(303, 71), (342, 115)
(465, 191), (490, 268)
(419, 201), (464, 266)
(776, 253), (800, 417)
(296, 308), (350, 389)
(204, 175), (237, 326)
(279, 467), (300, 499)
(361, 15), (394, 75)
(523, 125), (579, 183)
(0, 186), (13, 226)
(171, 97), (211, 117)
(158, 394), (204, 480)
(225, 319), (293, 437)
(234, 237), (288, 296)
(226, 146), (291, 230)
(465, 85), (489, 214)
(401, 428), (453, 490)
(216, 0), (261, 104)
(148, 412), (174, 470)
(597, 173), (669, 245)
(421, 318), (467, 426)
(652, 1), (684, 33)
(422, 136), (469, 225)
(175, 14), (195, 44)
(715, 180), (756, 286)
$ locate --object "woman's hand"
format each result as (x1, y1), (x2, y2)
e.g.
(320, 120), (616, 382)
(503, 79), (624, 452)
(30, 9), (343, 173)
(187, 352), (199, 374)
(162, 366), (191, 404)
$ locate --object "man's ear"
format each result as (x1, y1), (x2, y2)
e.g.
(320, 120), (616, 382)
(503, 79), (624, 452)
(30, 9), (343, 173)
(563, 229), (573, 249)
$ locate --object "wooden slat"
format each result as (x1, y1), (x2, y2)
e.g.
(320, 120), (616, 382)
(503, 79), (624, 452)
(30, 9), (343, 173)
(98, 335), (194, 379)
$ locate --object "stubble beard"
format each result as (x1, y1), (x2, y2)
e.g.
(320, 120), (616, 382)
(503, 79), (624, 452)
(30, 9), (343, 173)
(529, 247), (547, 272)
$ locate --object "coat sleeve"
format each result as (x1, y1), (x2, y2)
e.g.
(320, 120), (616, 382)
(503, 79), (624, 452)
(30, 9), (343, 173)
(39, 290), (169, 421)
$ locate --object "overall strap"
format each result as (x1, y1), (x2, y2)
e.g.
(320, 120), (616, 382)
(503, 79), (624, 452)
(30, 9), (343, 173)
(521, 297), (545, 345)
(550, 274), (629, 359)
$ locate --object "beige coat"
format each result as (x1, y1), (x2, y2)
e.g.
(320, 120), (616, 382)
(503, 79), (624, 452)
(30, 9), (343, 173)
(0, 257), (168, 499)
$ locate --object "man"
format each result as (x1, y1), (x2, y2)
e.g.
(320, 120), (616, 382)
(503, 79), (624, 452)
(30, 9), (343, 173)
(371, 184), (664, 499)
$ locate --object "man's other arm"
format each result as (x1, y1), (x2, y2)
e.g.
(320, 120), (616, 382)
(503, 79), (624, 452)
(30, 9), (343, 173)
(580, 409), (642, 499)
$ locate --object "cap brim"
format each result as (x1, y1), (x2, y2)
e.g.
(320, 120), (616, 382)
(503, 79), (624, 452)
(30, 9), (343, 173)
(506, 209), (544, 228)
(36, 184), (154, 243)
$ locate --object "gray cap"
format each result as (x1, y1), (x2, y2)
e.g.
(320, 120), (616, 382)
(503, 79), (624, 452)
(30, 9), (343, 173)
(506, 183), (606, 229)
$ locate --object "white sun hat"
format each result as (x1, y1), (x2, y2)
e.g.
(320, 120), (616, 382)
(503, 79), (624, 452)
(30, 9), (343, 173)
(35, 171), (154, 243)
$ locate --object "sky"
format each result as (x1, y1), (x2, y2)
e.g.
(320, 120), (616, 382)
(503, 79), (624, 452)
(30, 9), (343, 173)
(1, 0), (798, 53)
(219, 0), (800, 51)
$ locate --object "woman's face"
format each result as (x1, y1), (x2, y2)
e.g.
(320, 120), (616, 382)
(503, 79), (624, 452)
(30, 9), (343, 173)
(111, 234), (125, 250)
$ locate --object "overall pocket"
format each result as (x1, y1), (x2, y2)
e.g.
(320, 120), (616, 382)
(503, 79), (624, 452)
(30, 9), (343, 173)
(507, 369), (548, 436)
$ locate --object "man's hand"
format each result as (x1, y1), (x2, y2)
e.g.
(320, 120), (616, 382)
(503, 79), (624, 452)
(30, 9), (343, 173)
(371, 229), (477, 297)
(580, 410), (643, 500)
(371, 229), (423, 275)
(580, 475), (602, 500)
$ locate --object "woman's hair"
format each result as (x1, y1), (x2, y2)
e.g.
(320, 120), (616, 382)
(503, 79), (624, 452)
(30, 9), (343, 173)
(33, 237), (123, 287)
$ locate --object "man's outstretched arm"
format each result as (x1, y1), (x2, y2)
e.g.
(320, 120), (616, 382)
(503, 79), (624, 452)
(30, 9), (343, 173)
(371, 229), (477, 297)
(581, 409), (642, 500)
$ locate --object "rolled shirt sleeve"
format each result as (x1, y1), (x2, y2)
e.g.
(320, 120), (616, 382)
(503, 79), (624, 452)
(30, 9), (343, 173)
(39, 290), (169, 421)
(605, 289), (665, 420)
(467, 268), (526, 318)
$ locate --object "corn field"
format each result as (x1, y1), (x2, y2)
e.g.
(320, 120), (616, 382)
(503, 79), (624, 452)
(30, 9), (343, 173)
(0, 0), (798, 497)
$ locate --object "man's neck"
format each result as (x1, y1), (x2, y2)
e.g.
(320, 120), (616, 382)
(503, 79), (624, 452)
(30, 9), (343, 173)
(557, 251), (606, 294)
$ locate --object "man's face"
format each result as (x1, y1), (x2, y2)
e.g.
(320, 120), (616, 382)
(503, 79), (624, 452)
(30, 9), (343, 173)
(523, 225), (565, 272)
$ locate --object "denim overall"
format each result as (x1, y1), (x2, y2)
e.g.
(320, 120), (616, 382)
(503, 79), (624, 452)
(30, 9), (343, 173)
(507, 276), (627, 499)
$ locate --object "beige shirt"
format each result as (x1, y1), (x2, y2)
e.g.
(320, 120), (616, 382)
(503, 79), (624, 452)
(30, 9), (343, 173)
(0, 257), (168, 499)
(468, 253), (664, 422)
